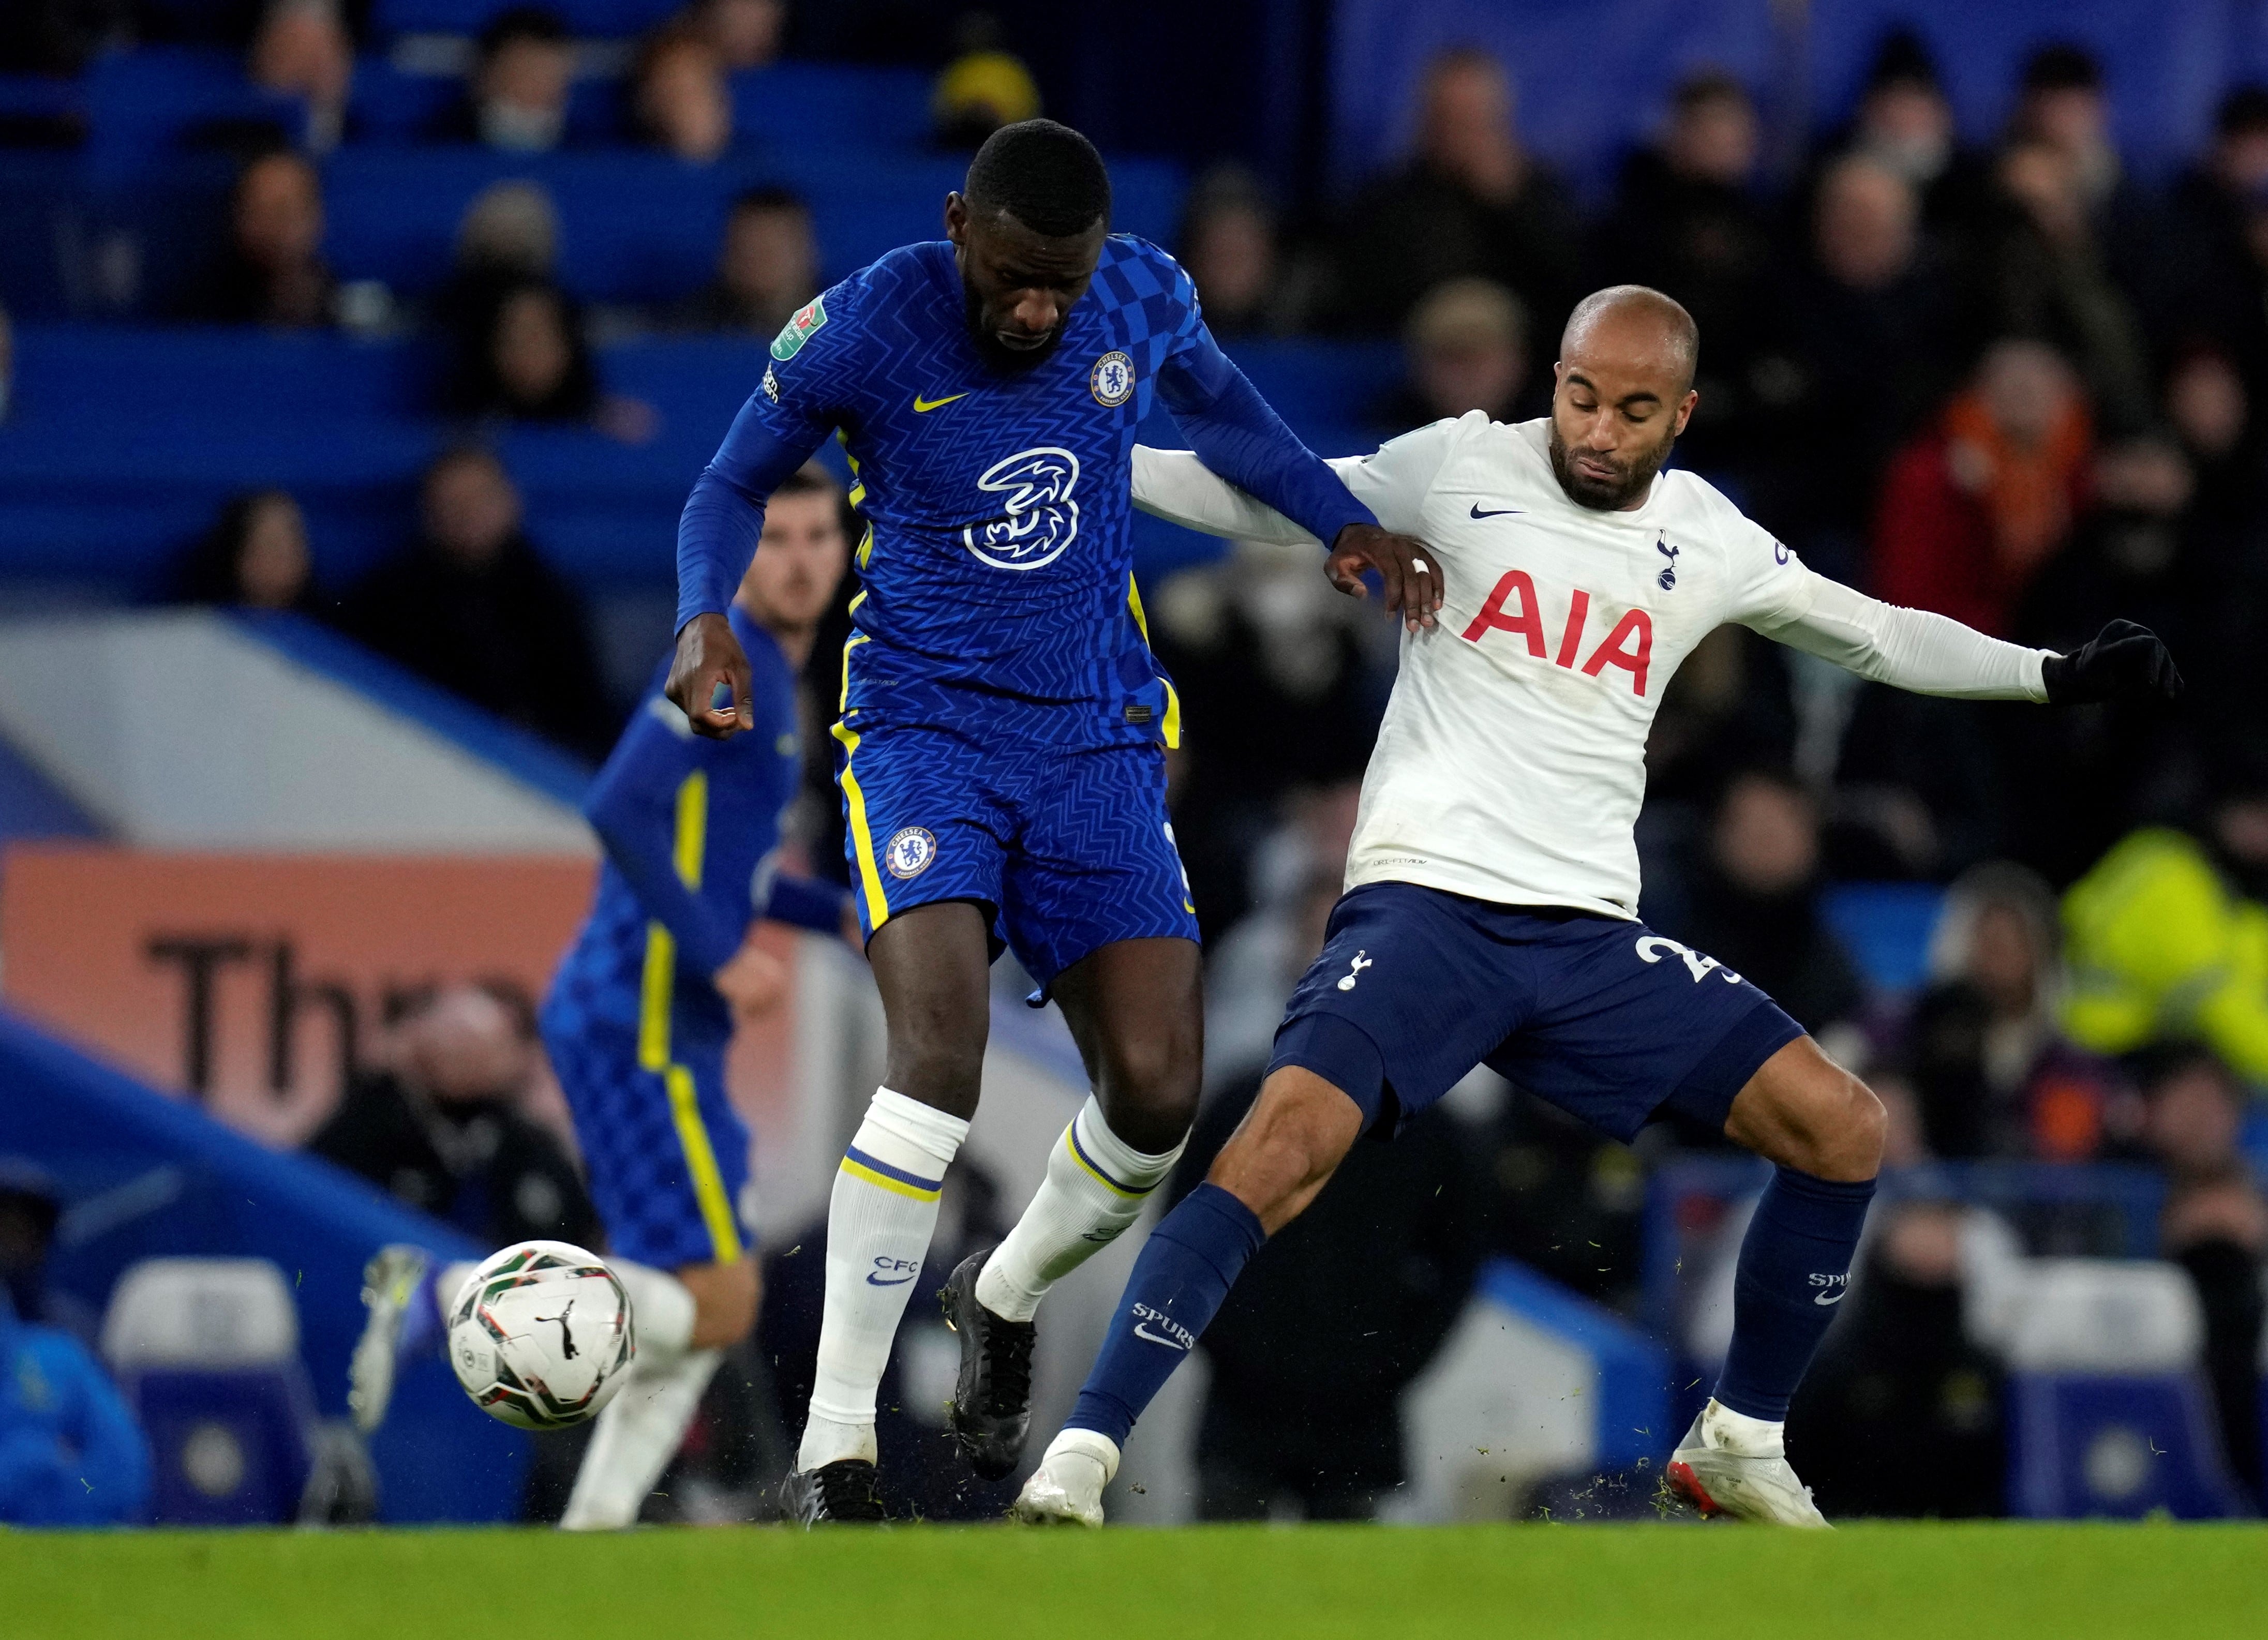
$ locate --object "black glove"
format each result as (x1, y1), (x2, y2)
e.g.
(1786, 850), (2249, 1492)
(2040, 619), (2183, 705)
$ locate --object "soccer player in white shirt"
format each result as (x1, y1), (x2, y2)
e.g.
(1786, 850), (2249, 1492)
(1011, 285), (2180, 1527)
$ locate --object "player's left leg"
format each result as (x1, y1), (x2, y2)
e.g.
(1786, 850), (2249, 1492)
(942, 742), (1205, 1476)
(1668, 1035), (1883, 1528)
(946, 935), (1203, 1475)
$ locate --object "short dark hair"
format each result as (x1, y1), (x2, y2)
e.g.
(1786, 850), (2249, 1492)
(2021, 43), (2101, 94)
(479, 5), (568, 59)
(731, 184), (810, 219)
(774, 459), (839, 498)
(1864, 27), (1941, 95)
(963, 118), (1111, 238)
(2218, 84), (2268, 140)
(1672, 69), (1749, 117)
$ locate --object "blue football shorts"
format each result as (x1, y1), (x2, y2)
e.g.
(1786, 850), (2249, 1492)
(539, 979), (753, 1271)
(1267, 881), (1806, 1143)
(831, 718), (1200, 988)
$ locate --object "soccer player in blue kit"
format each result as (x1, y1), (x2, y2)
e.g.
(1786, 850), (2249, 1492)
(349, 463), (855, 1529)
(665, 121), (1440, 1522)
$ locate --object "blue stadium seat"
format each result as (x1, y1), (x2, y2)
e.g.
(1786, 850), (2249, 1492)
(130, 1365), (319, 1525)
(371, 0), (680, 39)
(319, 147), (1185, 303)
(2007, 1373), (2249, 1519)
(729, 64), (935, 152)
(83, 48), (308, 172)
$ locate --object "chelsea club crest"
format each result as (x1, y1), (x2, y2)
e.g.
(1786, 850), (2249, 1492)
(1090, 350), (1136, 408)
(885, 826), (937, 879)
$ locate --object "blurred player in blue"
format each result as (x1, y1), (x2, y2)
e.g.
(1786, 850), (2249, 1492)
(666, 119), (1440, 1521)
(349, 462), (854, 1530)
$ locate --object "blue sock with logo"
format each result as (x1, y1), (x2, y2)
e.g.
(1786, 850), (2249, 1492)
(1066, 1183), (1265, 1447)
(1713, 1166), (1877, 1421)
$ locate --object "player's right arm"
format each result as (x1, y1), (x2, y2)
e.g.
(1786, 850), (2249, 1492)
(669, 290), (867, 738)
(584, 699), (749, 980)
(1130, 418), (1456, 548)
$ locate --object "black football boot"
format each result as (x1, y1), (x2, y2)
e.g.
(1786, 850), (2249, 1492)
(939, 1247), (1037, 1479)
(780, 1459), (887, 1526)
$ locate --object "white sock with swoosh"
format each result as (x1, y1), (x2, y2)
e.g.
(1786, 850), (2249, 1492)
(976, 1097), (1185, 1324)
(797, 1088), (968, 1472)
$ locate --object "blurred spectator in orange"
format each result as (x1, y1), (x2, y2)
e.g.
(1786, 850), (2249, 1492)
(1871, 339), (2091, 637)
(1337, 47), (1580, 356)
(685, 0), (782, 71)
(437, 7), (574, 154)
(1786, 1197), (2006, 1518)
(445, 278), (654, 441)
(184, 148), (336, 328)
(1177, 165), (1321, 341)
(1372, 277), (1532, 429)
(1666, 769), (1864, 1042)
(1595, 71), (1770, 467)
(175, 489), (326, 615)
(1839, 28), (1993, 244)
(1902, 863), (2132, 1161)
(310, 983), (602, 1248)
(1987, 138), (2153, 435)
(2139, 1049), (2267, 1503)
(248, 0), (352, 151)
(672, 186), (815, 334)
(341, 446), (615, 755)
(631, 25), (733, 163)
(1749, 156), (1960, 579)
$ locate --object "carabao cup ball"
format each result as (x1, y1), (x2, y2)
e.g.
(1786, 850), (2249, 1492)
(446, 1240), (635, 1430)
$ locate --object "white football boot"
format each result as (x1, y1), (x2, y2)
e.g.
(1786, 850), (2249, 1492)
(1011, 1428), (1120, 1527)
(348, 1244), (432, 1435)
(1666, 1401), (1830, 1528)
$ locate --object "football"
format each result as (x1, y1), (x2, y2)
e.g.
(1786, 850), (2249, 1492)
(445, 1241), (635, 1431)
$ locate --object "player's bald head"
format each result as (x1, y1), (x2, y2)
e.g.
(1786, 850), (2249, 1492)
(1559, 285), (1699, 396)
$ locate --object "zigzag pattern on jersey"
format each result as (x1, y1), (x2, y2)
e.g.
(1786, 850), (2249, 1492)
(766, 237), (1198, 747)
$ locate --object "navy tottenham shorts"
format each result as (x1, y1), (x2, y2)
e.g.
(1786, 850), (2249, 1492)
(1266, 882), (1804, 1144)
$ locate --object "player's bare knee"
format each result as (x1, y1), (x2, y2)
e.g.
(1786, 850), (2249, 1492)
(1098, 1037), (1201, 1151)
(1788, 1070), (1883, 1182)
(886, 1032), (987, 1116)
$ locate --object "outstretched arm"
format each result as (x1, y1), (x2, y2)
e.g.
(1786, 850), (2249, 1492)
(1753, 574), (2182, 705)
(1159, 336), (1443, 630)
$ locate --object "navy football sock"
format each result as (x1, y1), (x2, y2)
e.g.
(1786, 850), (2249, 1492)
(1066, 1183), (1265, 1447)
(1713, 1166), (1876, 1422)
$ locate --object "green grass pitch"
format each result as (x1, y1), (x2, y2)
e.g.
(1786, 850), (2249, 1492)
(6, 1522), (2261, 1639)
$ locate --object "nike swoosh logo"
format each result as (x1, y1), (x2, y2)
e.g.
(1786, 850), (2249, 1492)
(1470, 503), (1520, 519)
(1132, 1321), (1190, 1350)
(914, 392), (968, 413)
(866, 1271), (917, 1287)
(1813, 1288), (1846, 1306)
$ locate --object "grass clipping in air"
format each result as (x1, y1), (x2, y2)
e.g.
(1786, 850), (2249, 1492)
(4, 1520), (2259, 1639)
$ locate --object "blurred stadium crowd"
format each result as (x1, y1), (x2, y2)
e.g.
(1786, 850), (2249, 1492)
(7, 0), (2268, 1527)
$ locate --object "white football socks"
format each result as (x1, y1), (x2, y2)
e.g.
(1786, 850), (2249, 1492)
(797, 1088), (969, 1472)
(435, 1261), (481, 1327)
(603, 1258), (698, 1370)
(1700, 1397), (1786, 1459)
(975, 1097), (1185, 1324)
(559, 1345), (722, 1530)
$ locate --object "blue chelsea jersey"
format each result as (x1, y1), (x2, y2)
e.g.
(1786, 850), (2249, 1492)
(553, 607), (809, 1039)
(744, 236), (1228, 746)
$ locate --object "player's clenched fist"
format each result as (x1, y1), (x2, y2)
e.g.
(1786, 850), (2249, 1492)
(1326, 522), (1445, 633)
(667, 610), (755, 737)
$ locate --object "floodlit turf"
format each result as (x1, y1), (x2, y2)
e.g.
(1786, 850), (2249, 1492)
(6, 1521), (2263, 1639)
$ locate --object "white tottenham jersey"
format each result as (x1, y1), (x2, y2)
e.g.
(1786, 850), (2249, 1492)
(1133, 414), (2051, 919)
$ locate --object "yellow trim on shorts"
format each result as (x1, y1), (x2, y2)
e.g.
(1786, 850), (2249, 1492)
(666, 1063), (744, 1262)
(839, 1155), (942, 1202)
(1125, 572), (1182, 749)
(831, 717), (890, 931)
(636, 922), (675, 1071)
